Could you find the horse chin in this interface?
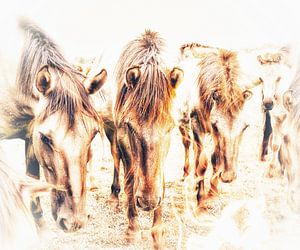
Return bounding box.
[220,169,237,183]
[52,204,87,232]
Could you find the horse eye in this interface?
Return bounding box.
[40,133,52,147]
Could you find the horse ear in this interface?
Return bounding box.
[243,90,253,100]
[257,55,264,65]
[280,45,299,67]
[36,65,53,96]
[126,66,141,88]
[283,90,293,112]
[85,69,107,95]
[169,67,184,88]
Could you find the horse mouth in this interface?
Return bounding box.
[57,218,84,232]
[136,197,162,211]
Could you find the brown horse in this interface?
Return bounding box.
[0,20,107,231]
[114,30,183,248]
[178,43,256,203]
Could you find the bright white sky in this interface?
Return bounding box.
[0,0,300,68]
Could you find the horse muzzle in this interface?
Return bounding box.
[136,195,162,211]
[56,213,87,232]
[262,98,274,111]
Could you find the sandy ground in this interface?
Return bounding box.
[1,86,300,250]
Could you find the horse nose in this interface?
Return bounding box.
[57,217,85,232]
[136,195,161,211]
[263,98,274,110]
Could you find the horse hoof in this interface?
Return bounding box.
[220,170,236,183]
[151,225,165,250]
[35,217,46,230]
[111,185,121,196]
[265,165,282,178]
[125,227,141,243]
[260,155,266,162]
[106,195,120,211]
[207,188,218,197]
[86,178,99,191]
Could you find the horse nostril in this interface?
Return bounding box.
[58,218,69,231]
[136,196,161,211]
[136,196,143,208]
[263,99,274,110]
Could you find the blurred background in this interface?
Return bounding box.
[1,0,299,65]
[1,1,300,249]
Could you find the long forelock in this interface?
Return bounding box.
[115,30,174,125]
[17,20,100,129]
[40,71,100,129]
[197,49,245,117]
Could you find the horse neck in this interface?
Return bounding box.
[0,86,35,140]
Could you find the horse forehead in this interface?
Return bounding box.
[37,112,95,140]
[140,125,170,142]
[211,109,246,133]
[261,64,282,79]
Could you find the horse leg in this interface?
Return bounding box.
[193,133,208,204]
[86,147,99,190]
[25,138,44,228]
[110,137,121,201]
[124,172,139,242]
[260,111,272,161]
[266,127,282,178]
[179,121,191,179]
[104,124,121,202]
[208,149,221,197]
[151,205,165,250]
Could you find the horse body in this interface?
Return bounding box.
[274,57,300,212]
[114,30,183,248]
[0,20,107,231]
[178,43,256,202]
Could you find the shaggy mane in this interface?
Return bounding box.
[114,30,174,125]
[197,49,245,117]
[16,20,99,128]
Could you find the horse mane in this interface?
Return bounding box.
[257,52,282,65]
[114,30,174,125]
[197,49,245,117]
[180,42,214,54]
[180,43,212,54]
[180,42,218,59]
[16,20,99,128]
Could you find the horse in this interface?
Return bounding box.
[114,30,183,249]
[256,46,297,177]
[276,60,300,212]
[177,43,259,203]
[0,157,53,250]
[0,20,107,232]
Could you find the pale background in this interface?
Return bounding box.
[1,1,300,249]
